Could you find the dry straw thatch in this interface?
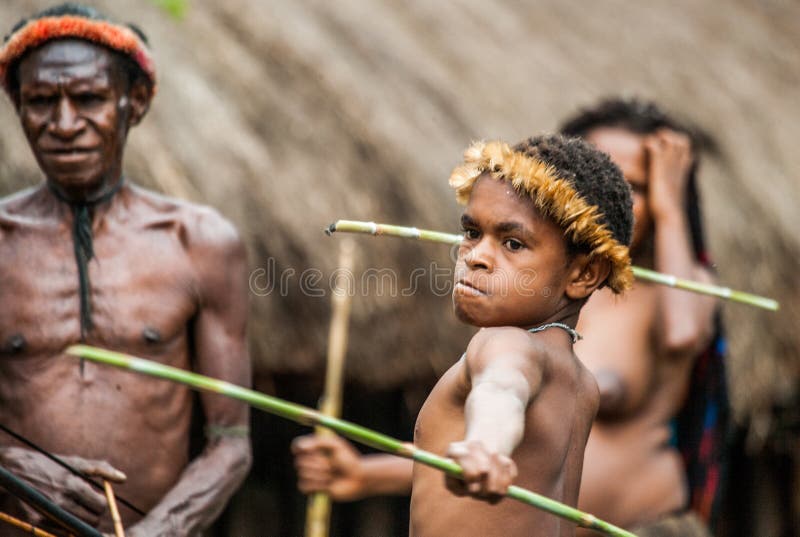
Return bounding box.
[1,0,798,437]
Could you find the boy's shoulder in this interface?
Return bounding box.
[463,326,552,373]
[463,325,594,392]
[464,325,577,360]
[466,326,545,351]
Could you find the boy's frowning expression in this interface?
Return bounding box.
[453,174,577,328]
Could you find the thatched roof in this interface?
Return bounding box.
[1,0,798,434]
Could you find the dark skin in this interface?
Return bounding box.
[293,177,608,537]
[294,128,719,533]
[0,39,251,536]
[410,176,604,537]
[573,127,717,531]
[297,176,605,536]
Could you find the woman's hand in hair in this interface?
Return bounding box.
[644,129,694,220]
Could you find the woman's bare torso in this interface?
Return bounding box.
[575,285,695,531]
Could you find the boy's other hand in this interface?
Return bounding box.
[644,129,694,218]
[291,434,366,501]
[445,440,517,504]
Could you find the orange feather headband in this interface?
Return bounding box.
[0,15,156,95]
[449,140,633,293]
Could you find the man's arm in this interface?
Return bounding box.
[292,435,413,501]
[126,211,252,537]
[646,130,717,358]
[446,327,543,500]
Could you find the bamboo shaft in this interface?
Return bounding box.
[0,423,145,516]
[327,220,463,245]
[0,511,60,537]
[629,266,777,310]
[306,239,356,537]
[327,219,779,311]
[66,345,637,537]
[103,481,125,537]
[0,466,103,537]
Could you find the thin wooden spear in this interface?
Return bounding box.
[0,466,102,537]
[0,511,61,537]
[66,345,638,537]
[326,219,779,311]
[0,420,144,515]
[305,239,356,537]
[103,481,125,537]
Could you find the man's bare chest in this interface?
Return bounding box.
[0,226,197,357]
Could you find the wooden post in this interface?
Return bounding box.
[305,239,356,537]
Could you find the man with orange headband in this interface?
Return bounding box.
[0,4,251,535]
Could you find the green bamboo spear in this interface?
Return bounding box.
[66,344,637,537]
[326,219,779,311]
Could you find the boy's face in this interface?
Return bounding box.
[585,127,651,252]
[453,175,575,328]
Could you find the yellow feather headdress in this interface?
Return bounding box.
[449,140,633,293]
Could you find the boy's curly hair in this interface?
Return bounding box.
[513,134,633,250]
[449,134,634,293]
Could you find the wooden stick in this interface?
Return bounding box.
[306,239,357,537]
[67,345,638,537]
[0,511,61,537]
[103,481,125,537]
[326,219,780,311]
[0,423,144,516]
[0,466,102,537]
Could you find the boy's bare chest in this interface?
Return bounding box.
[414,360,580,467]
[411,360,585,537]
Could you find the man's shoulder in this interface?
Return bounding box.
[0,186,41,214]
[129,185,243,252]
[0,187,46,237]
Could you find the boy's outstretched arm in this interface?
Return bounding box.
[446,327,544,501]
[292,435,412,501]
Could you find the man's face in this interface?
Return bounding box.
[15,39,133,193]
[453,175,574,328]
[585,127,651,252]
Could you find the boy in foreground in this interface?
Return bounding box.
[296,101,724,537]
[299,135,635,536]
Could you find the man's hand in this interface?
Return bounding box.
[291,434,367,501]
[1,447,125,527]
[644,128,694,219]
[444,440,517,504]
